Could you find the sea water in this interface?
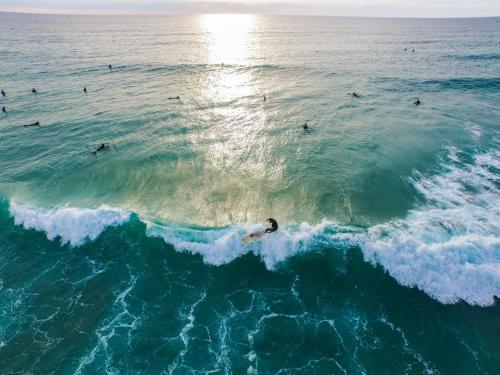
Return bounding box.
[0,13,499,374]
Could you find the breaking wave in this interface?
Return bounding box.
[9,202,130,247]
[6,149,500,306]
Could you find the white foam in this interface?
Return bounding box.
[361,150,500,306]
[9,201,130,246]
[146,219,358,269]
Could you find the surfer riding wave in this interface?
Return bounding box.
[241,218,278,243]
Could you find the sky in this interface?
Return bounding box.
[0,0,499,17]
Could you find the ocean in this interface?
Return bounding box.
[0,12,499,374]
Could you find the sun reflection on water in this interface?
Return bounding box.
[194,14,283,217]
[200,14,256,102]
[201,14,255,65]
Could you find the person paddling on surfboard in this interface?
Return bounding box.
[265,218,278,233]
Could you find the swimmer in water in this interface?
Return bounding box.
[168,96,180,100]
[303,122,309,130]
[24,121,40,127]
[92,143,110,155]
[2,106,6,113]
[263,95,267,101]
[32,88,37,93]
[415,98,421,106]
[265,218,278,233]
[1,89,5,96]
[352,92,361,98]
[84,87,87,93]
[108,64,112,70]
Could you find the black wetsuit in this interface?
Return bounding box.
[265,218,278,233]
[92,143,109,155]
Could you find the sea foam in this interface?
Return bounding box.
[145,219,357,269]
[361,150,500,306]
[9,202,130,246]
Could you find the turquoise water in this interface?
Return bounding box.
[0,13,499,374]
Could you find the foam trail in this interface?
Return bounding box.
[9,201,130,246]
[361,150,500,306]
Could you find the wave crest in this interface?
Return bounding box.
[9,202,130,246]
[146,220,357,269]
[362,150,500,306]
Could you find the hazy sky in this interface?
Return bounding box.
[0,0,499,17]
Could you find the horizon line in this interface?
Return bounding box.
[1,10,499,19]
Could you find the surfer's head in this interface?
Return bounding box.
[266,218,278,232]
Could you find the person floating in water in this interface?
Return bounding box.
[2,106,6,113]
[168,96,180,100]
[1,89,5,96]
[265,218,279,233]
[92,143,110,155]
[302,122,309,131]
[32,88,37,93]
[84,87,87,94]
[24,121,40,127]
[352,92,361,98]
[415,98,421,106]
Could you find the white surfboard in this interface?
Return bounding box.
[241,230,267,244]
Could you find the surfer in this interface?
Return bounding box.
[32,88,37,93]
[2,106,6,113]
[84,87,87,94]
[415,98,421,106]
[108,64,112,70]
[352,92,361,98]
[1,89,5,96]
[168,96,180,100]
[302,122,309,131]
[265,218,278,233]
[241,218,279,243]
[92,143,110,155]
[263,95,267,101]
[24,121,40,127]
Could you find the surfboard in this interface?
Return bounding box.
[241,230,267,244]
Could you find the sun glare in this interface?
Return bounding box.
[199,14,258,102]
[201,14,255,65]
[195,14,269,180]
